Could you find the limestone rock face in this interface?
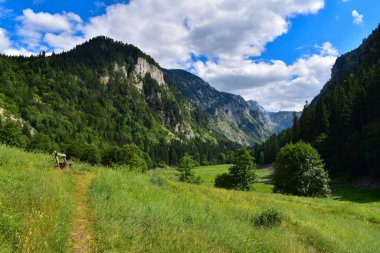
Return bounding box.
[133,58,165,90]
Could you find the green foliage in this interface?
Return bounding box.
[177,154,201,184]
[360,122,380,173]
[102,144,150,171]
[149,173,166,187]
[214,173,234,189]
[258,151,265,165]
[253,208,283,227]
[0,37,237,167]
[256,25,380,177]
[27,133,58,153]
[273,142,331,197]
[229,148,256,191]
[0,119,27,148]
[214,148,256,191]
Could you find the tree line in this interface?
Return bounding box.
[255,25,380,177]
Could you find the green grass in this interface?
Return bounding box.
[0,145,74,253]
[156,164,274,192]
[89,169,380,253]
[194,164,232,186]
[1,146,379,253]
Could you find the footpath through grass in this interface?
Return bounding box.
[69,172,95,253]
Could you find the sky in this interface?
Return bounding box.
[0,0,379,111]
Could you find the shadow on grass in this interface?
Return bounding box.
[331,184,380,203]
[258,175,273,185]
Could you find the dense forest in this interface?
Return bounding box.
[255,24,380,177]
[0,36,239,167]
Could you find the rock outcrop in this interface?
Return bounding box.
[133,58,165,90]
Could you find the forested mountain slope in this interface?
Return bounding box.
[0,36,239,165]
[256,24,380,177]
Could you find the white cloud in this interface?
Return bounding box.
[318,42,338,56]
[193,43,338,111]
[7,0,330,111]
[0,28,10,51]
[3,47,35,56]
[352,10,363,25]
[17,9,83,51]
[19,9,81,33]
[82,0,324,68]
[44,33,86,52]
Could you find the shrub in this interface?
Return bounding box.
[150,174,165,187]
[273,141,331,197]
[253,208,283,227]
[157,161,168,168]
[214,148,256,191]
[230,148,256,190]
[214,173,234,189]
[0,120,27,148]
[27,133,58,153]
[177,154,201,184]
[102,144,150,171]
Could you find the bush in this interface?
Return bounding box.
[273,141,331,197]
[214,173,234,189]
[177,154,201,184]
[27,133,58,153]
[157,161,168,168]
[214,148,256,191]
[253,208,283,227]
[0,120,27,148]
[150,174,165,187]
[102,144,150,171]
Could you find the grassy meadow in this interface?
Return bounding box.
[0,145,379,252]
[89,169,380,253]
[0,145,74,252]
[155,164,274,192]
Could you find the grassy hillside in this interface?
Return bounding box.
[1,146,379,252]
[0,146,74,252]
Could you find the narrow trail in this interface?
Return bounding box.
[68,172,95,253]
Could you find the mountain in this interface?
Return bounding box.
[166,69,271,145]
[269,111,302,133]
[256,24,380,177]
[0,36,240,166]
[0,36,303,166]
[247,100,301,134]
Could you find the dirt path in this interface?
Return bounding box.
[69,172,95,253]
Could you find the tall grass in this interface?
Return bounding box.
[0,145,74,252]
[89,169,380,252]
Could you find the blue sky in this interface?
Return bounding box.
[0,0,378,111]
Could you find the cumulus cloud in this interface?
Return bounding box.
[44,33,86,52]
[3,47,35,56]
[193,42,338,111]
[16,9,83,51]
[352,10,363,25]
[7,0,330,111]
[0,28,10,51]
[82,0,324,68]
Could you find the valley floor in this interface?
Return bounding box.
[0,146,379,252]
